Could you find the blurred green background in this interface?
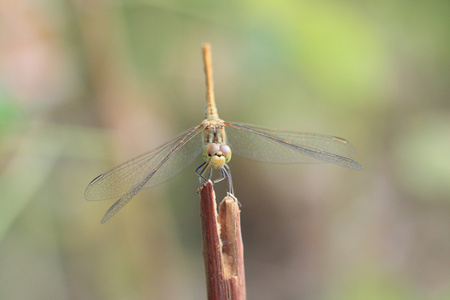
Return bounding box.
[1,0,449,299]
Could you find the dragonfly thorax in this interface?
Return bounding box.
[202,119,226,143]
[202,143,232,169]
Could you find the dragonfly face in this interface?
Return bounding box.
[201,119,232,170]
[202,143,232,169]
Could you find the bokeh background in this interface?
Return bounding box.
[1,1,449,299]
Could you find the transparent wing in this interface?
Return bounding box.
[84,125,203,223]
[224,122,362,169]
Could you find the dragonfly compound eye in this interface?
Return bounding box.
[220,144,232,163]
[207,143,220,156]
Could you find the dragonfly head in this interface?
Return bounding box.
[203,143,232,169]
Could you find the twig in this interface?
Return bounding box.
[199,181,246,300]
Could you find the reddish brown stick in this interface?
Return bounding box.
[199,181,246,300]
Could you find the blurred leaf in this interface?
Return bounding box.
[334,265,413,300]
[393,112,450,201]
[242,0,389,108]
[0,87,22,135]
[0,125,64,241]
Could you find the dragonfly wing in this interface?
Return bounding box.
[224,122,362,169]
[89,125,204,222]
[99,187,142,224]
[85,125,204,222]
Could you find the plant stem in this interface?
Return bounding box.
[199,181,246,300]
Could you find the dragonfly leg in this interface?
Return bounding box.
[207,168,213,181]
[196,163,238,206]
[222,164,234,195]
[195,162,206,178]
[195,162,210,184]
[222,164,240,206]
[214,170,226,184]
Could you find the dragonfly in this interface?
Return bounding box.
[85,44,362,223]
